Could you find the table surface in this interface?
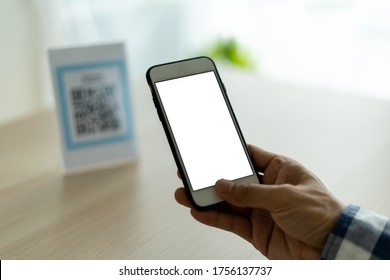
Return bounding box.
[1,69,390,259]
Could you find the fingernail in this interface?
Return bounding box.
[216,179,233,194]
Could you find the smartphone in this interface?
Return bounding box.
[146,56,259,208]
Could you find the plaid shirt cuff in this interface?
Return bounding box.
[321,204,390,259]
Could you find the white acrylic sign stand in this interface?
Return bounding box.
[49,43,137,171]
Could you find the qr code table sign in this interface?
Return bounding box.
[49,43,137,170]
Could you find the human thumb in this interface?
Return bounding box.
[215,179,285,211]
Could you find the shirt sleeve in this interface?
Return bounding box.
[321,205,390,259]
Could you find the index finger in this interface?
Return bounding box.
[248,144,279,172]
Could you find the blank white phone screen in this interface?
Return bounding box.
[156,71,253,191]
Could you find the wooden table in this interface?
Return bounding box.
[1,69,390,259]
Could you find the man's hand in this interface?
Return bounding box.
[175,145,344,259]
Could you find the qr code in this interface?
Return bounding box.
[70,84,122,137]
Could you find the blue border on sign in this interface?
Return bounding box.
[55,60,134,150]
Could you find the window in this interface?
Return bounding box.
[35,0,390,100]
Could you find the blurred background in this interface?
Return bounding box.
[2,0,390,260]
[2,0,390,125]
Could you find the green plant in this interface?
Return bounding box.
[203,38,255,70]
